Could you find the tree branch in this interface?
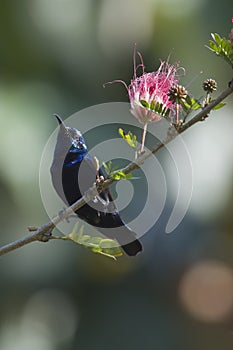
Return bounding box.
[0,79,232,257]
[179,79,233,133]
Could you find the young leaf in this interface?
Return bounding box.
[182,96,201,111]
[99,239,123,258]
[102,161,113,175]
[185,94,193,107]
[67,223,123,259]
[118,128,137,148]
[213,33,222,45]
[150,100,156,110]
[140,99,150,108]
[207,33,233,67]
[119,128,126,138]
[212,102,226,110]
[111,171,133,180]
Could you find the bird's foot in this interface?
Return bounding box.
[95,175,105,193]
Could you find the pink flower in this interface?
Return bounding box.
[105,48,184,125]
[104,48,184,152]
[128,58,181,124]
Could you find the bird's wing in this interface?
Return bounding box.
[81,153,118,214]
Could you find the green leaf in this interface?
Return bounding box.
[208,41,218,52]
[158,103,163,114]
[102,161,109,173]
[102,161,113,175]
[140,99,149,108]
[213,33,222,45]
[78,234,96,245]
[212,102,226,110]
[125,173,134,179]
[67,223,123,259]
[150,100,156,110]
[99,239,123,257]
[207,33,233,67]
[164,108,170,118]
[182,96,201,111]
[119,128,125,138]
[153,102,159,113]
[111,171,134,180]
[118,128,137,148]
[68,222,84,240]
[185,94,192,107]
[112,172,124,180]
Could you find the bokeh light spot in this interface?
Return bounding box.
[179,260,233,322]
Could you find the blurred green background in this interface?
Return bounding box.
[0,1,233,349]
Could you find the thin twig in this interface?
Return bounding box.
[0,79,232,257]
[179,79,233,133]
[0,186,99,256]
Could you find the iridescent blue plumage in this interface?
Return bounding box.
[50,114,142,256]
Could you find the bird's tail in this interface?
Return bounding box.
[99,225,142,256]
[121,238,143,256]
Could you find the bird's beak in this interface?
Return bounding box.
[54,113,67,133]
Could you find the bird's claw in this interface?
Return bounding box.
[96,175,105,193]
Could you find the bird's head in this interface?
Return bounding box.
[53,114,88,159]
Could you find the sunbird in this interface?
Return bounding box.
[50,114,142,256]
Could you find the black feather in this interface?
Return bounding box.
[50,115,142,256]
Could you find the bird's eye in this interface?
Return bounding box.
[71,140,83,150]
[71,140,77,148]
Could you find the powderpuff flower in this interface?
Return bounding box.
[129,57,181,125]
[105,48,184,125]
[105,48,185,152]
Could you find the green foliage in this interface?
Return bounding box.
[63,222,123,259]
[207,33,233,67]
[119,128,137,148]
[140,100,170,117]
[209,100,226,110]
[140,99,149,108]
[181,94,225,116]
[102,160,117,176]
[102,161,134,180]
[182,96,202,111]
[111,171,133,180]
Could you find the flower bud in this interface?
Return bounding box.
[202,79,217,93]
[168,84,188,104]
